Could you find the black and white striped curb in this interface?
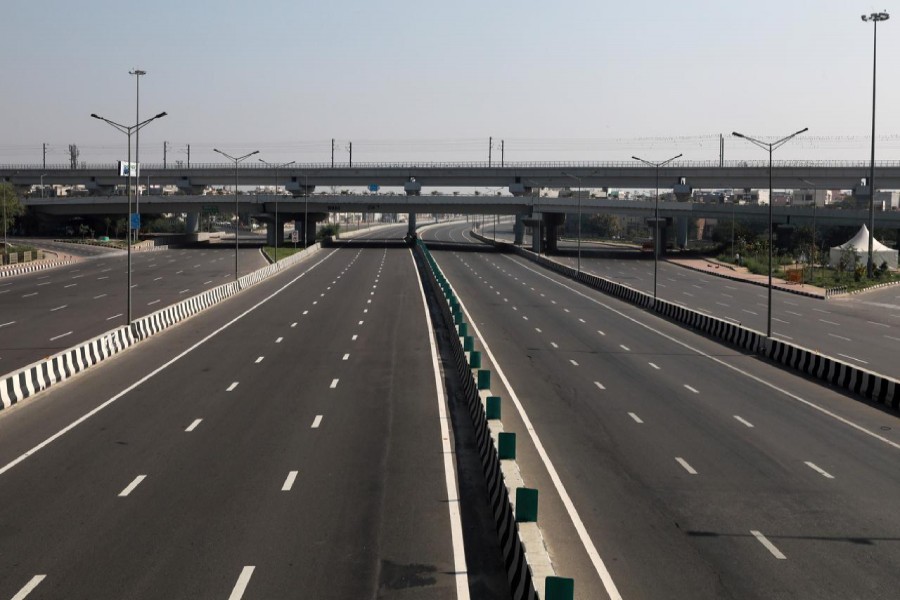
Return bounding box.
[826,279,900,299]
[415,242,541,600]
[0,259,76,279]
[0,243,322,411]
[470,231,899,413]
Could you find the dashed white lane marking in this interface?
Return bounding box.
[312,301,318,305]
[819,319,840,326]
[828,333,852,342]
[772,317,790,324]
[302,310,309,315]
[275,337,283,344]
[564,308,571,313]
[619,345,630,351]
[49,331,72,342]
[367,299,372,303]
[227,566,256,600]
[628,412,644,424]
[352,334,358,341]
[185,419,202,432]
[742,309,758,316]
[227,382,239,392]
[734,415,755,428]
[330,379,339,389]
[594,381,606,390]
[118,475,147,497]
[578,318,586,323]
[342,353,350,361]
[10,574,46,600]
[569,359,579,366]
[106,313,123,321]
[22,292,37,298]
[535,328,542,333]
[358,320,364,325]
[813,308,831,314]
[93,293,107,299]
[96,276,109,281]
[716,302,730,307]
[282,471,299,491]
[255,357,264,364]
[751,530,787,559]
[364,309,368,313]
[597,330,605,336]
[311,415,323,428]
[0,320,14,328]
[837,353,867,364]
[804,461,835,479]
[291,322,297,328]
[684,384,699,394]
[49,304,68,312]
[147,299,160,306]
[675,457,698,475]
[204,280,213,285]
[551,342,559,349]
[867,320,890,328]
[179,288,190,294]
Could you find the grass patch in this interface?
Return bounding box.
[262,245,308,262]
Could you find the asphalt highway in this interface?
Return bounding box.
[421,220,900,599]
[439,221,900,378]
[0,242,267,374]
[0,225,474,599]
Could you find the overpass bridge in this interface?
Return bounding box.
[4,160,900,193]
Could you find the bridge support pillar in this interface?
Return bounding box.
[514,214,525,245]
[265,214,288,247]
[543,213,565,253]
[185,212,200,234]
[407,213,417,238]
[675,216,689,250]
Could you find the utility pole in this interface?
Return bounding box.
[719,134,724,167]
[187,144,191,168]
[331,138,335,168]
[349,141,352,167]
[163,141,170,168]
[488,136,492,166]
[42,143,48,169]
[501,140,505,167]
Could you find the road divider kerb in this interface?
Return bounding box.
[0,259,76,279]
[469,231,899,414]
[414,240,575,600]
[0,243,323,412]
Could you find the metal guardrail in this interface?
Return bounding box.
[5,160,900,171]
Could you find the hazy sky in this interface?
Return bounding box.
[2,0,899,165]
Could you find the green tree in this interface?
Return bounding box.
[0,183,25,235]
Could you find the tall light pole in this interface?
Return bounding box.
[799,178,818,279]
[632,153,682,304]
[91,110,167,325]
[130,69,146,242]
[214,148,259,280]
[862,11,889,277]
[732,128,808,338]
[304,173,309,248]
[40,174,46,198]
[259,159,295,262]
[562,173,583,272]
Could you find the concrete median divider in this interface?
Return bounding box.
[0,243,322,412]
[415,239,575,600]
[468,230,899,413]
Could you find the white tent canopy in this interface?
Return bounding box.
[829,225,898,269]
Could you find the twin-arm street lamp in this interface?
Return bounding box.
[861,11,890,277]
[214,149,259,280]
[632,153,682,304]
[91,110,167,325]
[259,159,295,262]
[732,128,808,338]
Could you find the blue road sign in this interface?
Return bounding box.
[130,213,141,229]
[368,184,380,192]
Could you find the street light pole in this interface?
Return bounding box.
[732,128,808,338]
[800,178,818,280]
[632,153,682,305]
[862,11,889,277]
[130,69,146,242]
[214,149,259,280]
[91,110,167,325]
[304,174,309,248]
[259,159,295,262]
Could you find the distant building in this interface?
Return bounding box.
[791,188,833,207]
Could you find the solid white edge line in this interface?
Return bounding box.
[282,470,299,491]
[503,254,900,452]
[118,474,147,497]
[410,248,470,600]
[0,249,340,479]
[734,415,755,428]
[185,419,202,432]
[227,566,256,600]
[432,254,622,600]
[11,575,46,600]
[804,461,835,479]
[750,530,787,559]
[675,457,698,475]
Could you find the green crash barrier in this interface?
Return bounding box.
[454,312,464,325]
[477,369,491,390]
[457,323,468,337]
[515,487,538,523]
[463,336,475,351]
[498,431,516,459]
[486,396,501,419]
[544,576,575,600]
[469,350,482,369]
